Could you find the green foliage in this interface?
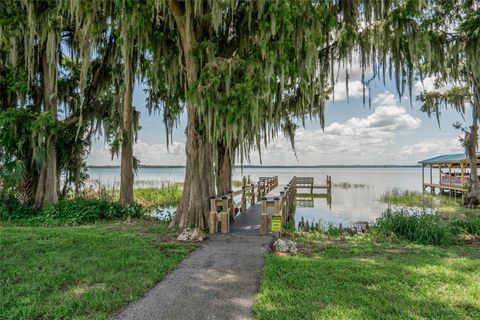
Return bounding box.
[450,216,480,236]
[376,209,452,245]
[380,188,460,207]
[0,195,146,226]
[133,187,182,209]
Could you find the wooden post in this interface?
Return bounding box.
[439,164,442,185]
[247,175,251,185]
[449,164,452,188]
[241,187,247,213]
[422,164,425,191]
[461,163,465,186]
[257,181,261,201]
[250,183,255,206]
[209,196,218,234]
[260,197,268,235]
[274,197,280,215]
[220,196,230,234]
[430,164,433,193]
[228,191,235,220]
[279,192,286,224]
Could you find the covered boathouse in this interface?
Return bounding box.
[419,153,480,194]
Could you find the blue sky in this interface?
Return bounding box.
[87,69,469,166]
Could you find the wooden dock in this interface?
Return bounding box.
[296,176,332,194]
[209,175,330,235]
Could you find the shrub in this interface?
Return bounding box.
[0,195,146,225]
[376,209,452,245]
[0,193,39,221]
[450,216,480,236]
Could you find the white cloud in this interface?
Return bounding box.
[250,91,423,165]
[401,138,463,158]
[332,80,366,101]
[88,91,457,166]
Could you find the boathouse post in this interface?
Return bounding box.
[430,164,433,193]
[280,191,285,224]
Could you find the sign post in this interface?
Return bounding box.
[271,215,282,237]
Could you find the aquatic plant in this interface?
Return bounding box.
[380,188,461,208]
[333,182,369,189]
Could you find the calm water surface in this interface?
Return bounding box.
[88,167,422,226]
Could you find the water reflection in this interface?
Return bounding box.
[294,186,389,227]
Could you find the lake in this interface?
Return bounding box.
[87,167,422,227]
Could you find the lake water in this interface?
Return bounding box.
[87,167,422,227]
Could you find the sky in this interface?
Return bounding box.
[87,67,469,166]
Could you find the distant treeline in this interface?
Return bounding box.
[88,165,422,169]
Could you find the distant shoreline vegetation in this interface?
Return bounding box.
[88,164,422,169]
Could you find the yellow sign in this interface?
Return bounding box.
[271,215,282,232]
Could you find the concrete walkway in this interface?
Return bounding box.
[113,187,284,320]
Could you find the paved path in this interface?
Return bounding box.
[113,186,284,320]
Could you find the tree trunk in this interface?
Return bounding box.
[216,142,233,196]
[170,103,215,228]
[34,55,58,208]
[168,0,216,228]
[466,85,480,207]
[119,49,135,207]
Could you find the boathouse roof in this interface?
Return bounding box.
[419,153,480,164]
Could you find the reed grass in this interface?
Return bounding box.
[376,208,480,245]
[381,188,460,207]
[81,181,182,210]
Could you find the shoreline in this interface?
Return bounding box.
[88,164,422,169]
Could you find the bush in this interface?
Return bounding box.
[450,216,480,236]
[376,209,452,245]
[0,193,39,220]
[0,195,146,225]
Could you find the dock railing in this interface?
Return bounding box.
[209,176,278,234]
[296,175,331,194]
[260,176,297,235]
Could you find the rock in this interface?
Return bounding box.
[177,227,206,242]
[273,239,297,254]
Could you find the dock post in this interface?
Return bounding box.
[274,197,280,215]
[250,183,255,206]
[220,196,230,234]
[257,182,262,202]
[280,191,285,224]
[260,197,268,235]
[228,191,235,220]
[241,187,247,213]
[209,196,218,234]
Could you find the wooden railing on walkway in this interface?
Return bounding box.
[209,176,279,234]
[260,176,297,235]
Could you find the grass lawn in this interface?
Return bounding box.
[0,220,193,320]
[254,234,480,320]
